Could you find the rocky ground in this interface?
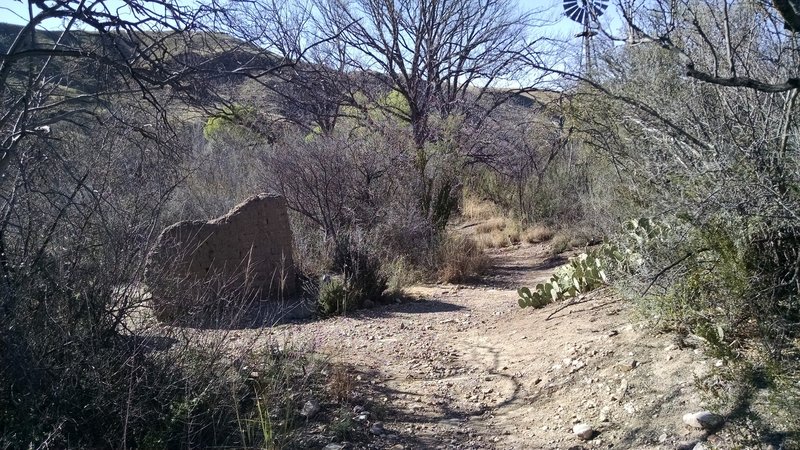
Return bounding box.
[205,242,751,450]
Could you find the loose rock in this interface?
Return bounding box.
[573,423,594,440]
[682,411,723,430]
[370,421,386,435]
[300,399,320,418]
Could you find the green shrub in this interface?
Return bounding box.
[315,241,389,316]
[318,277,352,315]
[382,256,423,295]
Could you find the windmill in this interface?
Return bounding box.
[563,0,609,72]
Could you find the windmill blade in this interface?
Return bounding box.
[564,0,609,25]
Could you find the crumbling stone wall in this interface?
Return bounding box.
[146,193,296,323]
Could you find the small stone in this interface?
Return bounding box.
[353,405,365,414]
[658,433,667,443]
[370,421,386,435]
[300,399,320,418]
[573,423,594,440]
[682,411,723,430]
[618,360,638,372]
[676,441,701,450]
[322,444,345,450]
[692,443,708,450]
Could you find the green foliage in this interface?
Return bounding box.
[318,277,352,315]
[317,244,388,316]
[378,89,411,119]
[608,214,800,437]
[519,217,667,309]
[330,405,355,441]
[203,104,257,141]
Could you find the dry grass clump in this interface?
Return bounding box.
[524,225,555,243]
[461,197,555,250]
[382,256,424,295]
[475,217,507,234]
[436,234,489,283]
[548,227,597,255]
[462,196,502,221]
[470,214,552,250]
[476,220,522,248]
[549,232,572,255]
[327,364,355,403]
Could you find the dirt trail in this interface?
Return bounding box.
[268,243,721,450]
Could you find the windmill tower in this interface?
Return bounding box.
[563,0,609,73]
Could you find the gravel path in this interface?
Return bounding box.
[258,243,722,449]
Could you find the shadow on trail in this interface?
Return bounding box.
[350,297,468,319]
[479,253,567,289]
[346,343,525,447]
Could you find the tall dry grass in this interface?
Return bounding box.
[463,196,554,250]
[436,234,489,283]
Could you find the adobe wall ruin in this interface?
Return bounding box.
[146,193,296,323]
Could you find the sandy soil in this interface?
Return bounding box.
[245,242,730,450]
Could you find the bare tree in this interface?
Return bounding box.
[0,2,327,447]
[316,0,540,144]
[310,0,547,226]
[597,0,800,93]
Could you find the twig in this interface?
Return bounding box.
[641,248,709,297]
[545,287,612,321]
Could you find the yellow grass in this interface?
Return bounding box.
[437,234,489,283]
[476,217,507,234]
[461,196,555,250]
[462,196,501,221]
[524,225,555,243]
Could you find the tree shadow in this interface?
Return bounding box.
[478,254,568,289]
[334,343,524,448]
[177,295,317,330]
[368,296,467,315]
[720,368,799,448]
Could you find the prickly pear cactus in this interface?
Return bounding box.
[517,218,667,309]
[518,252,608,308]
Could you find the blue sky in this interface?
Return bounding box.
[0,0,620,83]
[0,0,619,35]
